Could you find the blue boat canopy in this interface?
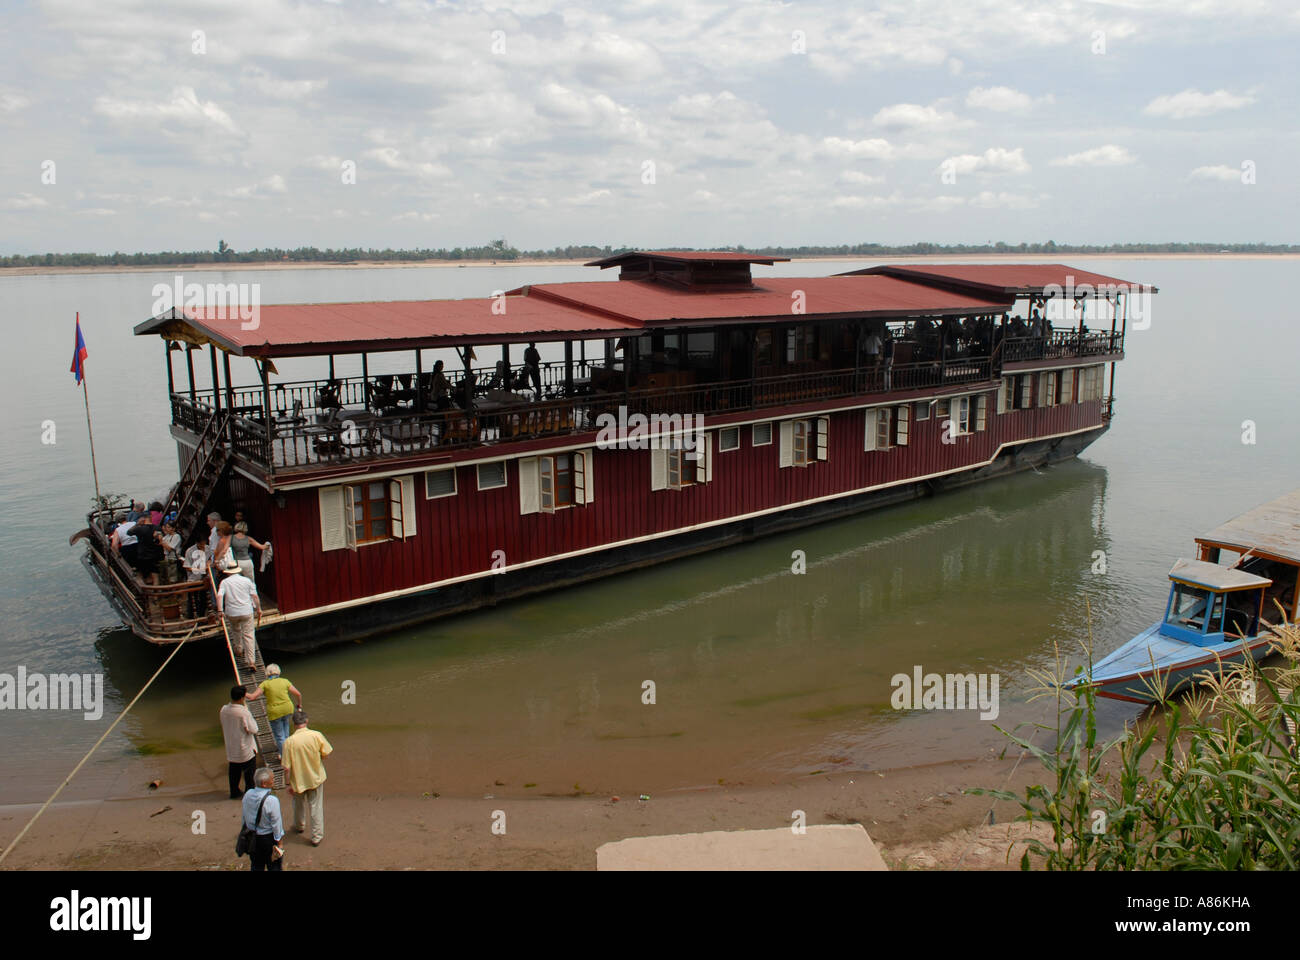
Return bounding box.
[1169,558,1271,592]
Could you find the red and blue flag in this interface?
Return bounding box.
[70,314,88,384]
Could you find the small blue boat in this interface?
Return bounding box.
[1067,558,1278,703]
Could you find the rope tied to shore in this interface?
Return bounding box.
[0,621,200,867]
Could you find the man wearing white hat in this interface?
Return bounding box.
[216,557,261,669]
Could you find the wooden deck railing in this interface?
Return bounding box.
[83,508,220,641]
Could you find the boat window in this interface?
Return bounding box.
[1167,582,1211,631]
[1224,589,1261,638]
[1206,593,1224,634]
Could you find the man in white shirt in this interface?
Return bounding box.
[220,685,259,798]
[216,559,261,669]
[206,512,222,560]
[111,518,139,567]
[184,543,209,618]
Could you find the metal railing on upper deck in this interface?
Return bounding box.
[169,354,996,474]
[1001,330,1123,363]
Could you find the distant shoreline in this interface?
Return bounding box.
[4,251,1297,278]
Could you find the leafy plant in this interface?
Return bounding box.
[973,601,1300,870]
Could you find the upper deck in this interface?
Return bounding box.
[138,255,1142,486]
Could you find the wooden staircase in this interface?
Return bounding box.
[168,410,231,544]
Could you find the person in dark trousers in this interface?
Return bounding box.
[220,685,259,798]
[523,342,542,396]
[243,766,285,871]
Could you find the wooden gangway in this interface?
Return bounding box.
[234,648,286,790]
[211,569,286,790]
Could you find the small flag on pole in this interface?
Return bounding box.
[70,313,88,384]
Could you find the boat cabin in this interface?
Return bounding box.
[1161,558,1269,646]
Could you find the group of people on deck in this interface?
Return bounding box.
[107,500,180,586]
[366,342,546,416]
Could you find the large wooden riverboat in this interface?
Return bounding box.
[77,253,1154,651]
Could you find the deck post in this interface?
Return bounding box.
[222,350,235,442]
[415,349,424,412]
[361,353,369,409]
[208,344,221,418]
[564,339,574,396]
[185,344,197,407]
[328,354,335,382]
[222,351,235,414]
[462,348,474,415]
[260,360,272,460]
[165,341,175,395]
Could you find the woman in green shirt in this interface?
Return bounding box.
[246,664,302,755]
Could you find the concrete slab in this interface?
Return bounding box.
[596,824,888,871]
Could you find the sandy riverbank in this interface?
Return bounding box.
[0,749,1054,871]
[3,252,1296,278]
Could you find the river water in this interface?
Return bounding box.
[1,257,1295,804]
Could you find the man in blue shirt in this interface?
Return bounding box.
[241,767,285,871]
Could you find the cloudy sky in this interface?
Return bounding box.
[1,0,1295,254]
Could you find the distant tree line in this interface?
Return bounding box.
[2,238,1296,269]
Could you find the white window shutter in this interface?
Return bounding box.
[651,448,668,491]
[997,378,1007,415]
[400,475,416,537]
[319,485,346,552]
[580,449,595,504]
[864,409,878,451]
[976,394,988,432]
[519,457,540,515]
[816,417,829,460]
[388,479,403,539]
[895,406,909,446]
[343,485,357,550]
[539,456,555,513]
[701,432,713,482]
[779,420,794,467]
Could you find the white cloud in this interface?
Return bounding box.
[830,193,900,209]
[1189,164,1242,181]
[93,86,244,136]
[941,147,1030,176]
[968,191,1042,209]
[872,103,954,128]
[839,170,883,185]
[1143,88,1255,119]
[820,136,894,160]
[362,148,452,180]
[2,193,49,211]
[248,72,328,100]
[965,86,1052,113]
[225,175,288,199]
[1050,145,1136,167]
[0,90,29,113]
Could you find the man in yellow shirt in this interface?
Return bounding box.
[280,709,333,846]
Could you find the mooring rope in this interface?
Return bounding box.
[0,620,200,866]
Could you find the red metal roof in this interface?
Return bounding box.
[586,250,790,267]
[842,263,1158,296]
[515,275,1010,325]
[134,296,640,358]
